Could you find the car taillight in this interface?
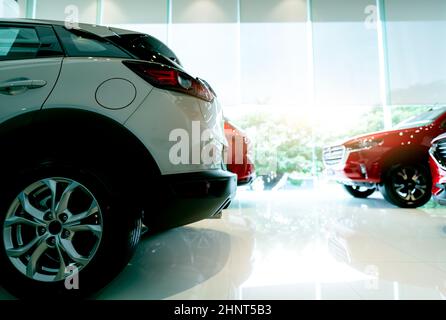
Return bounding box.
[122,60,214,102]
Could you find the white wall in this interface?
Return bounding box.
[173,0,238,23]
[101,0,167,45]
[0,0,21,18]
[241,0,307,23]
[102,0,166,24]
[35,0,97,23]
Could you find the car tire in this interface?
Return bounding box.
[343,185,376,198]
[0,162,142,299]
[379,163,432,208]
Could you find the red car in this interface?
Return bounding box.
[224,119,255,185]
[324,107,446,208]
[429,133,446,205]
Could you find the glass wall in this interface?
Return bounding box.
[240,0,308,107]
[385,0,446,106]
[170,0,239,107]
[102,0,168,43]
[312,0,380,107]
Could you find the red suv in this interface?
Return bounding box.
[429,133,446,205]
[324,107,446,208]
[224,119,255,185]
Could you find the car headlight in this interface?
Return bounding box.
[346,138,383,152]
[430,142,438,154]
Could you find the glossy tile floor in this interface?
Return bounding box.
[2,182,446,300]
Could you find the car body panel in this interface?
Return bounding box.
[0,57,62,123]
[125,88,225,175]
[43,57,152,124]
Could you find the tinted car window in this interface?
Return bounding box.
[107,33,182,67]
[395,107,446,129]
[54,26,132,59]
[34,26,64,58]
[0,26,40,61]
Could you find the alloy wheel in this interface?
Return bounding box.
[3,177,103,282]
[391,166,428,203]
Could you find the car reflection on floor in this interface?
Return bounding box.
[96,214,255,300]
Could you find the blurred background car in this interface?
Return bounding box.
[224,118,255,186]
[323,107,446,208]
[429,133,446,205]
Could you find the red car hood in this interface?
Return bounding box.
[341,125,432,146]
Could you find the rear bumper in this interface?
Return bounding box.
[227,161,256,186]
[237,173,255,186]
[149,170,237,229]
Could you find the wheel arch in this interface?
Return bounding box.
[0,108,161,206]
[380,145,430,180]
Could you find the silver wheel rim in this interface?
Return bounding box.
[392,167,428,203]
[3,177,103,282]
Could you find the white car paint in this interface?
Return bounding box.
[43,57,153,124]
[125,87,225,174]
[0,57,62,123]
[41,56,226,175]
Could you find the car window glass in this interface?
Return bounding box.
[0,27,40,61]
[0,28,19,56]
[108,33,181,66]
[71,35,109,53]
[55,27,132,58]
[394,107,446,129]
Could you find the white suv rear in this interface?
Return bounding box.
[0,19,236,298]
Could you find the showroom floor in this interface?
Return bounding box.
[1,182,446,300]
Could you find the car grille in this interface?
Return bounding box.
[432,139,446,168]
[323,145,346,167]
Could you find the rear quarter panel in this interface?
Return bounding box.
[43,57,153,124]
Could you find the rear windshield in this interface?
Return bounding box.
[106,33,181,67]
[394,107,446,129]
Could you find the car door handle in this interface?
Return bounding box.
[0,79,47,95]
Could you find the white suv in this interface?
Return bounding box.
[0,19,236,298]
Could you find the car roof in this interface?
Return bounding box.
[0,18,140,37]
